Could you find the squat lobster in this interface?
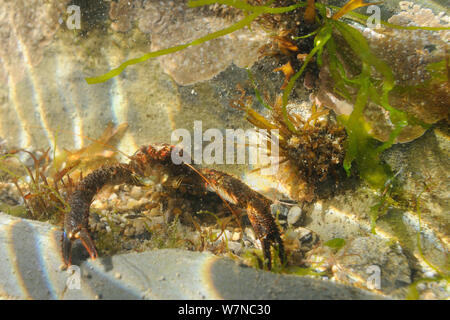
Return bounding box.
[62,144,285,270]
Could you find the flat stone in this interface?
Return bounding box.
[0,212,385,300]
[287,206,303,226]
[334,237,411,293]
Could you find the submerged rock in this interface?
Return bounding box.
[137,0,268,85]
[0,0,70,83]
[0,212,385,300]
[333,237,411,293]
[287,206,303,226]
[106,0,269,85]
[314,2,449,143]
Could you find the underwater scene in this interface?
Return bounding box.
[0,0,448,300]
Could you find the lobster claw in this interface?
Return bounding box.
[262,236,285,271]
[78,228,98,261]
[62,228,98,266]
[246,202,286,270]
[62,231,73,266]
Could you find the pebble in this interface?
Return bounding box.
[108,193,118,201]
[124,227,135,237]
[287,206,303,226]
[114,272,122,280]
[417,283,427,290]
[227,241,243,254]
[134,219,147,234]
[215,229,232,243]
[149,208,160,217]
[231,232,241,241]
[172,207,182,216]
[424,270,437,278]
[244,227,256,242]
[270,203,289,217]
[126,198,140,209]
[294,227,316,244]
[91,199,103,209]
[150,192,162,202]
[130,186,144,199]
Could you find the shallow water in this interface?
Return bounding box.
[0,0,448,300]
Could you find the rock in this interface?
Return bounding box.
[287,206,303,226]
[0,212,385,300]
[125,198,140,210]
[124,227,135,237]
[136,0,266,85]
[270,203,290,217]
[109,0,137,33]
[300,165,448,297]
[134,219,147,235]
[231,231,241,241]
[227,241,243,255]
[434,127,450,158]
[214,229,233,244]
[314,2,449,143]
[149,208,161,217]
[303,200,367,242]
[333,237,411,293]
[244,227,258,248]
[294,227,319,250]
[381,128,449,269]
[129,186,144,200]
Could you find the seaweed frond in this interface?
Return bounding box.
[85,0,306,84]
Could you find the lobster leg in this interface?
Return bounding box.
[201,168,286,270]
[62,228,98,266]
[62,231,73,266]
[79,228,98,261]
[61,144,286,271]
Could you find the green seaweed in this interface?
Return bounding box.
[324,237,346,251]
[278,2,446,191]
[414,189,449,279]
[85,0,306,84]
[84,0,448,228]
[0,203,28,219]
[325,4,450,31]
[0,152,70,223]
[246,68,272,110]
[86,11,258,84]
[406,277,444,300]
[280,8,412,190]
[368,169,404,234]
[282,22,333,133]
[405,188,449,299]
[426,58,449,82]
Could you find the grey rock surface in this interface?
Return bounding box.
[334,236,411,293]
[0,212,385,300]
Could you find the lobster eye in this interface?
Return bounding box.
[67,229,81,240]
